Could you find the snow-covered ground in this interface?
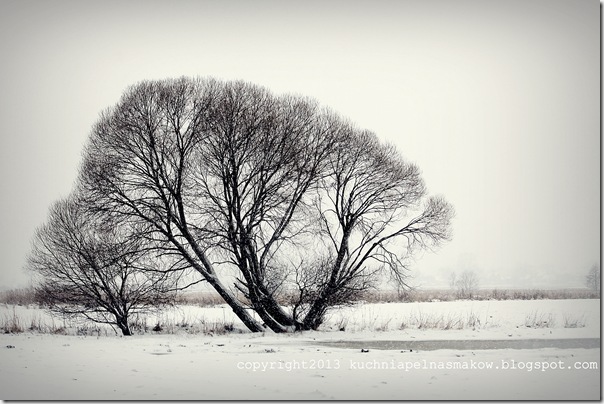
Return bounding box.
[0,299,600,400]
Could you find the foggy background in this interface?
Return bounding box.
[0,0,599,290]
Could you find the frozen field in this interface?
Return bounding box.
[0,299,600,400]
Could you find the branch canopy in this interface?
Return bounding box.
[42,76,455,332]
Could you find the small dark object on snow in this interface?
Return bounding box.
[361,348,369,353]
[152,323,162,332]
[6,345,15,349]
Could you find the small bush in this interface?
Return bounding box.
[466,312,481,329]
[524,311,556,328]
[336,318,348,332]
[563,314,586,328]
[0,288,38,306]
[374,319,391,332]
[1,309,24,333]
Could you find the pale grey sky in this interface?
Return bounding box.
[0,0,599,290]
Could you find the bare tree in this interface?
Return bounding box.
[79,78,267,331]
[451,270,479,299]
[193,85,340,331]
[585,264,600,294]
[27,197,185,336]
[295,130,454,329]
[76,76,453,332]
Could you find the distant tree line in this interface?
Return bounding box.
[27,77,454,335]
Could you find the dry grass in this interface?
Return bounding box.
[141,316,238,335]
[521,311,588,329]
[0,288,38,306]
[0,287,598,308]
[0,286,597,335]
[361,288,599,304]
[0,308,73,335]
[174,292,226,307]
[326,308,497,332]
[1,307,24,333]
[563,313,587,328]
[405,310,488,331]
[523,311,556,328]
[165,288,601,308]
[1,306,239,336]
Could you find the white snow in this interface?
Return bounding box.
[0,299,600,400]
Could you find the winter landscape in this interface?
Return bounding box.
[1,292,600,400]
[0,0,599,401]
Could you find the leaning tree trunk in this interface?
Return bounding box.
[258,289,299,329]
[301,294,330,331]
[205,275,266,333]
[231,245,297,333]
[251,292,299,333]
[165,224,267,333]
[301,229,352,330]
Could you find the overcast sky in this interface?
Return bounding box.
[0,0,599,290]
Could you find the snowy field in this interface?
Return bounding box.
[0,299,600,400]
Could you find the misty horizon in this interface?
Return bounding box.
[0,0,599,292]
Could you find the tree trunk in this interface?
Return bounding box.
[262,297,296,329]
[251,286,298,332]
[232,245,296,332]
[116,315,132,336]
[301,226,355,330]
[301,297,328,330]
[206,276,265,333]
[254,305,288,333]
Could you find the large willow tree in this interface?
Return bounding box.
[74,77,453,332]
